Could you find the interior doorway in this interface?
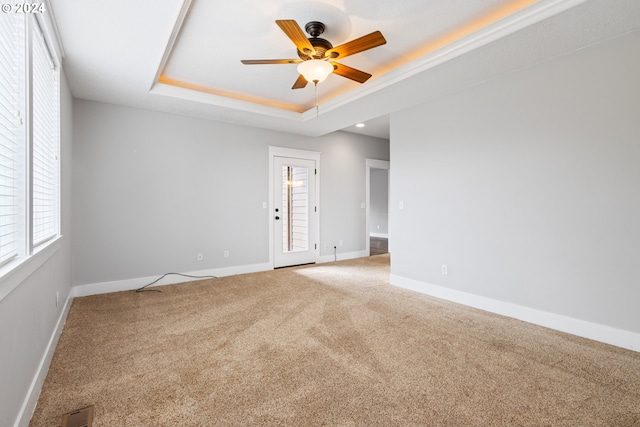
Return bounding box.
[365,159,390,256]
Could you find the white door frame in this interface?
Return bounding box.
[269,146,321,268]
[365,158,390,255]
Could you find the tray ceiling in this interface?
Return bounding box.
[49,0,640,138]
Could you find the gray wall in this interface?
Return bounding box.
[0,72,73,427]
[370,169,389,235]
[72,100,389,285]
[390,31,640,334]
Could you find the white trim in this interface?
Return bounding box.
[365,159,390,256]
[150,0,193,89]
[0,237,61,302]
[42,0,65,59]
[268,146,321,269]
[268,146,322,161]
[14,287,72,427]
[73,262,272,297]
[369,232,389,239]
[390,274,640,353]
[35,2,63,65]
[150,83,304,121]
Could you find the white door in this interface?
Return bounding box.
[273,156,317,268]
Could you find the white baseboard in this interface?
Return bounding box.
[390,274,640,353]
[369,233,389,238]
[15,288,73,427]
[73,263,272,297]
[73,253,375,297]
[318,250,368,264]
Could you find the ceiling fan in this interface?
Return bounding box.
[241,20,386,89]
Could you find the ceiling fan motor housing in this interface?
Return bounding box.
[297,21,333,60]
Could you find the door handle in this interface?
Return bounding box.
[275,216,280,220]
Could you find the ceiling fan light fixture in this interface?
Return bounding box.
[297,59,333,84]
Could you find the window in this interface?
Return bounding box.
[0,11,60,279]
[0,12,25,266]
[31,21,59,247]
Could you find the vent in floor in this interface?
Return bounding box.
[61,405,94,427]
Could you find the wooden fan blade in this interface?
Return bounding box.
[292,74,308,89]
[332,63,372,84]
[241,59,301,65]
[325,31,386,59]
[276,20,316,56]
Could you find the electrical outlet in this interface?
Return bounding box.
[56,291,59,307]
[197,252,203,261]
[399,201,404,210]
[441,265,448,275]
[339,240,343,247]
[223,250,229,258]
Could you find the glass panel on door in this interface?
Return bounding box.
[281,165,309,253]
[273,155,316,268]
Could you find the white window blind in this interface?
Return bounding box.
[0,14,25,265]
[31,21,59,247]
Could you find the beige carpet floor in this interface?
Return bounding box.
[30,255,640,426]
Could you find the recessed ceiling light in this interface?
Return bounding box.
[355,123,365,128]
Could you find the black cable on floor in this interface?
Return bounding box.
[135,273,217,293]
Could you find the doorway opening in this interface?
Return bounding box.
[365,159,390,256]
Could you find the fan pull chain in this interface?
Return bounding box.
[315,82,319,118]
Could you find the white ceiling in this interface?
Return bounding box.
[49,0,640,139]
